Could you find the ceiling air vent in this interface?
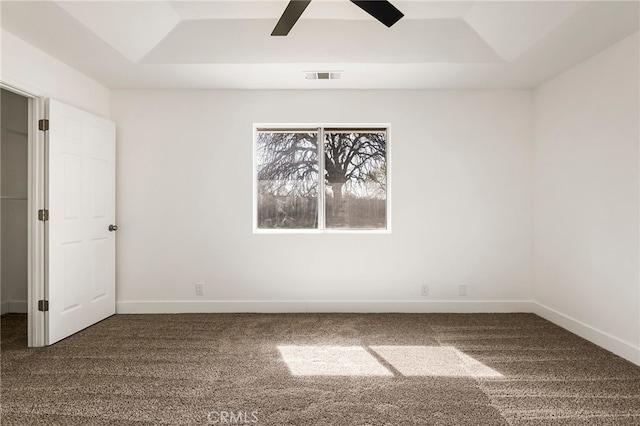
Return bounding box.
[305,71,342,80]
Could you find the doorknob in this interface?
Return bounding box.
[109,224,118,232]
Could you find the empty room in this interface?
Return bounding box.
[1,0,639,424]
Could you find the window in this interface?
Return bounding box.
[254,125,389,232]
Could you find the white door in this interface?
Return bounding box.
[46,99,116,345]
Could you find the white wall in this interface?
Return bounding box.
[4,24,638,364]
[111,89,533,312]
[1,89,28,314]
[533,32,640,364]
[0,29,110,118]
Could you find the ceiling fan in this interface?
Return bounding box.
[272,0,404,36]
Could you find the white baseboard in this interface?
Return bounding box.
[532,302,640,366]
[116,300,535,314]
[109,300,640,367]
[115,300,639,366]
[1,300,27,314]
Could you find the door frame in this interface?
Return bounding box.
[1,80,46,347]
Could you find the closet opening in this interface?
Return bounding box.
[1,88,29,344]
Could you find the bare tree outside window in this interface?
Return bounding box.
[324,130,386,229]
[255,127,388,231]
[256,130,318,229]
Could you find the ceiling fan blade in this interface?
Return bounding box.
[271,0,312,36]
[350,1,404,28]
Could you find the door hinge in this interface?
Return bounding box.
[38,119,49,131]
[38,300,49,312]
[38,209,49,221]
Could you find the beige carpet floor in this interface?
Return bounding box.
[1,313,639,425]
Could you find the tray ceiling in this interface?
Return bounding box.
[1,1,638,89]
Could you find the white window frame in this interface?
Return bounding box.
[253,123,392,234]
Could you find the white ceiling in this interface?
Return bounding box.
[1,0,638,89]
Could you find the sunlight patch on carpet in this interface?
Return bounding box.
[370,346,503,378]
[277,345,393,376]
[278,345,503,377]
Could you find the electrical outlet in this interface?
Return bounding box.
[458,284,467,297]
[421,284,429,297]
[195,282,204,296]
